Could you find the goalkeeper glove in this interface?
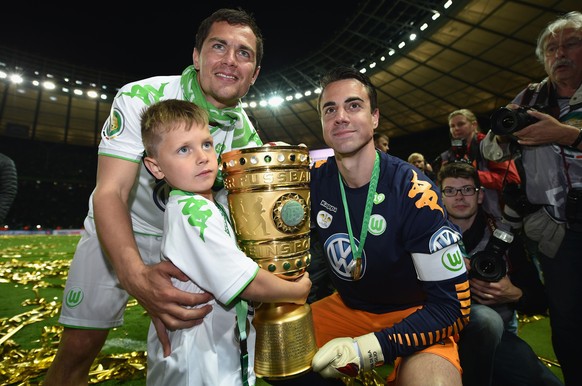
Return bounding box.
[311,333,384,378]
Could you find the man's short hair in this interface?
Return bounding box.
[318,66,378,114]
[437,161,481,188]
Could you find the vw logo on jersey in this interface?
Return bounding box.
[429,226,462,253]
[143,161,171,212]
[323,233,366,281]
[152,180,171,212]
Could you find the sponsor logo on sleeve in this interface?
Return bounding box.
[103,108,124,140]
[429,226,461,253]
[441,244,465,272]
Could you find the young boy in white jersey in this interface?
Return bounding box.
[141,99,311,385]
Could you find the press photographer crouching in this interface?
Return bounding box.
[438,161,561,386]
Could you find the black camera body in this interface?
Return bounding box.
[469,229,514,282]
[450,138,467,161]
[490,106,543,137]
[502,183,539,219]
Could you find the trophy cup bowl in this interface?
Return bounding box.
[221,145,317,379]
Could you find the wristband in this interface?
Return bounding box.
[572,128,582,148]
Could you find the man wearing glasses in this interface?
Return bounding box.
[482,11,582,385]
[438,161,562,386]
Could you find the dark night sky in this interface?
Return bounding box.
[1,2,351,81]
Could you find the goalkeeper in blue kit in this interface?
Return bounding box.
[279,66,470,386]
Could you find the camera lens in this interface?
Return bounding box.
[491,107,519,135]
[500,116,516,130]
[476,257,496,275]
[490,106,539,136]
[470,250,507,282]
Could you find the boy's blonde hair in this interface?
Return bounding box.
[141,99,209,157]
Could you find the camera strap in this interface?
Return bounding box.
[463,208,492,252]
[469,135,482,165]
[519,79,560,119]
[560,147,574,190]
[519,82,539,106]
[522,80,577,189]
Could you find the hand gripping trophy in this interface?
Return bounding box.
[221,145,317,379]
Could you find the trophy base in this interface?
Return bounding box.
[253,302,318,379]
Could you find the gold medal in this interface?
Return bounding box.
[351,259,362,281]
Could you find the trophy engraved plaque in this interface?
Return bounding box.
[221,145,317,379]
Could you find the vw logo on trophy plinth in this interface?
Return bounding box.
[221,145,317,379]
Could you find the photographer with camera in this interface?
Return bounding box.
[482,11,582,385]
[438,162,561,386]
[433,109,521,223]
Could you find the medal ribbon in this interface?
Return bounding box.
[235,300,250,386]
[338,151,380,279]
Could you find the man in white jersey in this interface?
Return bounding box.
[44,8,264,385]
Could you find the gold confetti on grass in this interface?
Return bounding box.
[0,236,147,384]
